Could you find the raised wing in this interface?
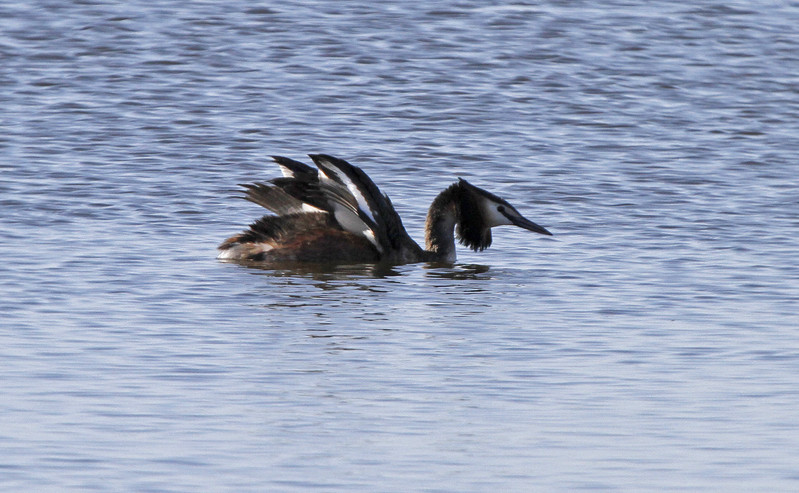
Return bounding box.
[255,155,384,253]
[225,154,426,263]
[237,154,419,258]
[240,182,310,215]
[271,155,317,180]
[309,154,416,255]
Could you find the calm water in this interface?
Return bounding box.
[2,1,799,491]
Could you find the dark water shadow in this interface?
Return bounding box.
[220,258,494,282]
[423,263,493,280]
[219,258,404,280]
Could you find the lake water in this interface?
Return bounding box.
[2,1,799,491]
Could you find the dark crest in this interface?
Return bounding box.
[454,181,492,251]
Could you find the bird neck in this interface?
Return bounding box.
[424,185,460,263]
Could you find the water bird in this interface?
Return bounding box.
[218,154,552,264]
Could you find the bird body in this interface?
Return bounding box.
[218,154,551,264]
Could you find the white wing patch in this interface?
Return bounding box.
[315,158,378,223]
[362,230,379,251]
[311,155,384,253]
[344,180,377,223]
[301,203,324,213]
[330,203,383,253]
[277,164,296,178]
[316,166,334,183]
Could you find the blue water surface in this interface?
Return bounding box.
[2,1,798,491]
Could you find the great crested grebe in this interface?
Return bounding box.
[218,154,552,264]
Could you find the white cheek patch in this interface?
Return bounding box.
[482,203,513,227]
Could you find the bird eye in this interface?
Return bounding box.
[497,205,505,213]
